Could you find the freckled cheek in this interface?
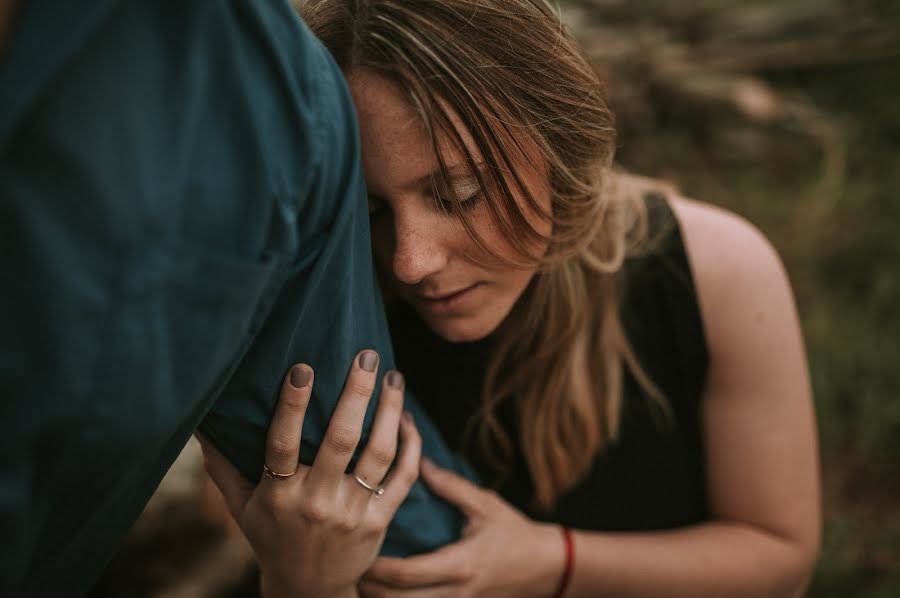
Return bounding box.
[461,210,515,265]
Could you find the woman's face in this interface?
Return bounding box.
[348,70,552,343]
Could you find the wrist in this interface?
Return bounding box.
[529,522,570,597]
[552,526,575,598]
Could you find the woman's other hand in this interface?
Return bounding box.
[359,459,564,598]
[197,351,421,598]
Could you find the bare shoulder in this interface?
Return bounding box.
[666,196,798,363]
[666,195,813,430]
[667,196,819,560]
[667,196,787,301]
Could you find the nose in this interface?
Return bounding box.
[391,212,449,285]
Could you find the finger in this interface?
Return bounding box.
[351,370,405,498]
[364,544,472,588]
[379,411,422,512]
[195,433,254,521]
[311,349,380,477]
[419,457,486,516]
[264,364,313,477]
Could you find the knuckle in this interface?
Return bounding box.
[399,456,421,482]
[335,512,362,533]
[456,560,476,583]
[267,435,295,462]
[300,498,332,524]
[360,517,384,537]
[281,389,310,412]
[368,445,396,468]
[406,423,423,446]
[325,425,359,456]
[398,467,419,489]
[381,569,407,586]
[362,514,388,536]
[410,429,423,451]
[348,379,375,399]
[393,569,421,587]
[405,446,423,472]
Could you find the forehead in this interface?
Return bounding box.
[346,69,483,191]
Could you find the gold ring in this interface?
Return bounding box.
[263,463,297,480]
[353,474,385,496]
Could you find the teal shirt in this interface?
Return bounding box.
[0,2,470,596]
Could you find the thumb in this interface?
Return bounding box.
[195,433,254,521]
[420,457,486,517]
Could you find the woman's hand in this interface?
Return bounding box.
[359,459,564,598]
[197,350,421,598]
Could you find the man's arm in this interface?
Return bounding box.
[196,5,474,555]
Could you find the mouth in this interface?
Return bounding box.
[413,283,481,313]
[418,285,477,301]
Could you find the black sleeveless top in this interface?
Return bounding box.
[389,194,709,531]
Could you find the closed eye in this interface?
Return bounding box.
[435,189,484,215]
[368,190,483,221]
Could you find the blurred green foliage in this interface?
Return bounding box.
[564,0,900,594]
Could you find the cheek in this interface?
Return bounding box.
[497,267,538,301]
[456,205,511,264]
[463,206,546,269]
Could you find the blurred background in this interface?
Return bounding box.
[90,0,900,596]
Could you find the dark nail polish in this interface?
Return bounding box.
[359,350,379,372]
[386,370,404,390]
[290,366,310,388]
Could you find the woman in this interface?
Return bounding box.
[201,1,821,596]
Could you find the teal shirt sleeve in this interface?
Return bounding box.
[0,2,473,597]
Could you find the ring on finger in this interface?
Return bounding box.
[263,463,297,481]
[353,474,385,496]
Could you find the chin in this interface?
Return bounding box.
[421,313,500,344]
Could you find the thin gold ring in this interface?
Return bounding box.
[353,474,385,496]
[263,463,297,480]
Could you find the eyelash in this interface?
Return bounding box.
[435,190,483,215]
[368,190,483,220]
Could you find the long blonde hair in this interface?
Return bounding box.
[302,0,665,510]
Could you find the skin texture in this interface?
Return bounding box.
[207,70,819,598]
[358,199,821,598]
[360,199,821,597]
[346,72,820,596]
[349,69,552,343]
[200,352,421,598]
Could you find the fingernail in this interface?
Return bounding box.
[359,350,379,372]
[403,410,414,424]
[386,370,404,390]
[290,365,310,388]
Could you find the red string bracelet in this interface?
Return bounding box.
[552,526,574,598]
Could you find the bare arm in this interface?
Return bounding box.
[565,198,821,597]
[361,198,820,598]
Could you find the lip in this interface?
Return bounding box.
[414,283,481,314]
